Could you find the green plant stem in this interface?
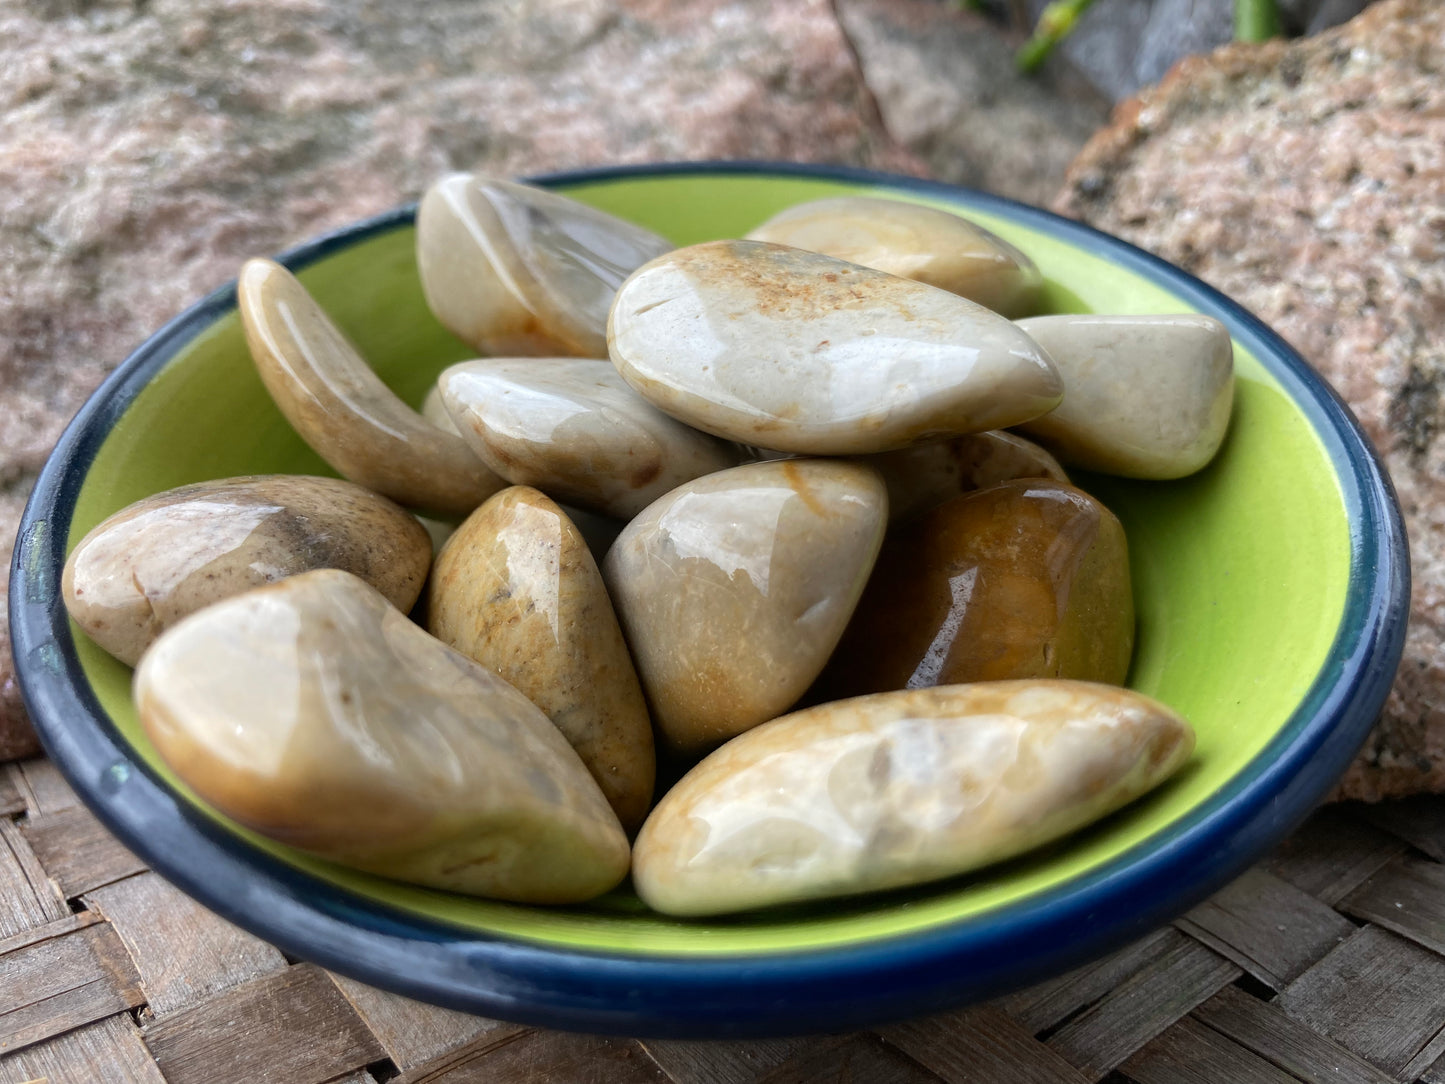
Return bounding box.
[1234,0,1282,41]
[1016,0,1097,73]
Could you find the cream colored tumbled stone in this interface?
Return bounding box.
[439,358,741,519]
[62,476,431,667]
[239,259,504,518]
[746,196,1044,317]
[1017,314,1235,479]
[135,569,630,903]
[608,241,1063,455]
[417,173,673,358]
[602,459,887,754]
[865,430,1068,523]
[427,487,655,831]
[422,384,461,436]
[633,681,1193,916]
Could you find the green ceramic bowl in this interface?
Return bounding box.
[9,163,1408,1037]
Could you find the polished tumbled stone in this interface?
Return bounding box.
[440,358,740,520]
[417,173,672,358]
[63,475,431,667]
[427,487,655,831]
[1017,314,1235,479]
[603,458,887,754]
[746,196,1044,317]
[865,429,1067,523]
[239,258,503,518]
[136,569,630,903]
[608,240,1063,455]
[633,680,1193,915]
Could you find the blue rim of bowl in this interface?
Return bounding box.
[9,161,1409,1038]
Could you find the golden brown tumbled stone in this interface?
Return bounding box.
[865,430,1067,523]
[62,475,431,667]
[817,479,1133,700]
[427,487,655,832]
[416,173,673,358]
[633,680,1194,915]
[238,258,504,518]
[603,459,888,755]
[745,196,1044,317]
[135,569,630,903]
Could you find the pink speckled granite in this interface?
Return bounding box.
[1057,0,1445,800]
[0,0,925,755]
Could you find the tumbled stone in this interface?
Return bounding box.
[603,459,887,755]
[239,258,504,519]
[439,359,741,520]
[135,569,630,903]
[633,680,1193,915]
[746,196,1044,316]
[608,240,1063,455]
[62,476,432,668]
[866,429,1067,523]
[427,487,655,831]
[1016,314,1235,480]
[417,174,673,359]
[818,479,1133,700]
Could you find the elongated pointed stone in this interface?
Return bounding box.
[603,459,887,754]
[427,487,655,831]
[746,196,1044,317]
[135,569,630,903]
[62,476,431,667]
[239,259,503,518]
[633,681,1193,916]
[439,358,741,520]
[865,430,1067,523]
[608,241,1063,455]
[1017,314,1235,479]
[417,173,673,358]
[817,479,1134,700]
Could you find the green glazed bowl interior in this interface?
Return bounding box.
[13,164,1406,1036]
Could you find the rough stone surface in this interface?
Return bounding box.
[0,585,42,761]
[0,0,924,755]
[1055,0,1445,800]
[837,0,1109,204]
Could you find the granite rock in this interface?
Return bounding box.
[1055,0,1445,800]
[835,0,1109,205]
[0,0,923,756]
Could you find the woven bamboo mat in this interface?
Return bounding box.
[4,754,1445,1084]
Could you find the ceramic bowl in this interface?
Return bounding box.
[8,163,1409,1038]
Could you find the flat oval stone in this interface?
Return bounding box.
[62,475,431,667]
[817,479,1133,700]
[866,430,1068,523]
[439,358,741,520]
[239,259,504,518]
[417,173,673,358]
[135,569,630,903]
[746,196,1044,317]
[608,241,1063,455]
[427,487,655,831]
[603,459,887,755]
[1016,314,1235,479]
[633,680,1193,915]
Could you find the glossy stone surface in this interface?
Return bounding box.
[239,259,503,518]
[746,196,1044,317]
[135,569,630,903]
[633,680,1194,915]
[417,174,673,358]
[866,430,1067,523]
[603,459,887,754]
[1016,314,1235,479]
[62,475,431,668]
[818,480,1133,700]
[439,359,740,520]
[608,240,1063,455]
[427,487,655,831]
